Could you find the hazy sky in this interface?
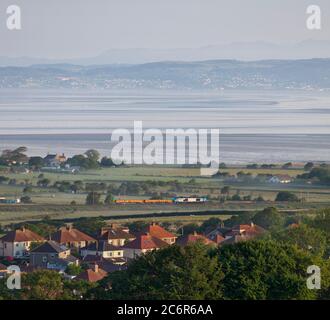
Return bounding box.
[1,0,329,58]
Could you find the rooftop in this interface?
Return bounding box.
[50,226,95,243]
[0,227,45,243]
[31,240,69,254]
[124,234,169,250]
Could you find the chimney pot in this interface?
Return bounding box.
[93,264,99,273]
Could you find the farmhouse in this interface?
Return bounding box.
[44,153,66,167]
[268,175,292,184]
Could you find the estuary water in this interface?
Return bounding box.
[0,89,329,164]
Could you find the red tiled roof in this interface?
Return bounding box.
[75,267,107,283]
[50,226,95,243]
[124,234,169,250]
[213,234,225,244]
[231,224,266,237]
[176,232,215,246]
[0,228,45,242]
[142,223,177,240]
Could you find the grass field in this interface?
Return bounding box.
[0,165,329,225]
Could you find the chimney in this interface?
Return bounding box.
[250,222,254,228]
[92,263,99,273]
[21,226,25,232]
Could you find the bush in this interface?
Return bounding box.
[275,191,299,202]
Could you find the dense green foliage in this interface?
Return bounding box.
[97,243,224,300]
[253,207,285,230]
[275,191,299,202]
[219,241,320,300]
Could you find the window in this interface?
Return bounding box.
[42,256,47,263]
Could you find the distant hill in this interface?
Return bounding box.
[1,40,330,66]
[0,59,329,90]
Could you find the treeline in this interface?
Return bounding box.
[0,147,120,170]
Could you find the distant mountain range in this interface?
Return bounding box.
[1,40,330,67]
[0,59,329,90]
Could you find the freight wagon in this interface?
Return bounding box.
[114,199,174,204]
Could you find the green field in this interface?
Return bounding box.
[0,165,329,225]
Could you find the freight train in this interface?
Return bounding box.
[113,197,208,204]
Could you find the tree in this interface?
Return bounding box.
[28,156,45,169]
[104,193,114,204]
[37,178,51,187]
[199,218,223,233]
[220,186,230,200]
[100,243,224,300]
[218,240,318,300]
[23,186,33,193]
[20,270,69,300]
[73,217,106,237]
[307,167,330,184]
[65,264,82,276]
[271,224,327,257]
[85,149,100,162]
[282,162,293,169]
[1,146,28,164]
[0,176,9,184]
[304,162,314,171]
[275,191,299,202]
[20,196,32,204]
[253,207,284,230]
[85,192,101,205]
[100,156,115,167]
[224,212,256,228]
